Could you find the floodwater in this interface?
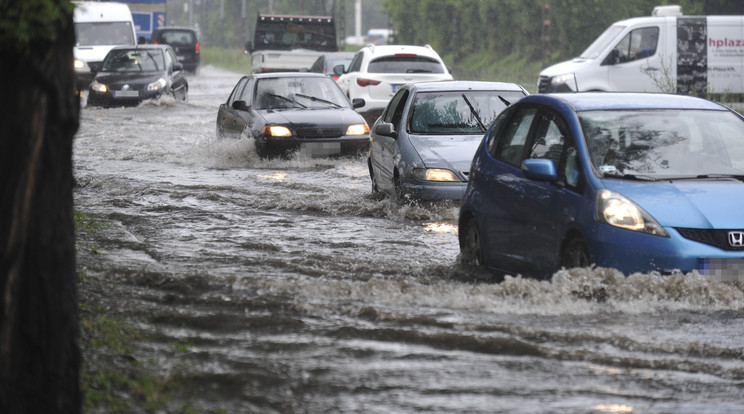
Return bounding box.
[74,66,744,413]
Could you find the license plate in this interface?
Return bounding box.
[299,142,341,157]
[177,56,185,61]
[113,90,139,98]
[697,258,744,281]
[392,84,401,92]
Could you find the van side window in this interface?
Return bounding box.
[604,27,659,65]
[493,107,538,167]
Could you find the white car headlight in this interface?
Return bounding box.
[551,73,575,86]
[413,168,459,182]
[147,78,167,91]
[74,58,87,71]
[596,189,668,236]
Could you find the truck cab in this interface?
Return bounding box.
[245,14,338,73]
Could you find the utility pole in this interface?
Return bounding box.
[541,0,551,67]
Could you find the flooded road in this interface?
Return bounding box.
[74,66,744,413]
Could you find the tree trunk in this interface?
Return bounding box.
[0,4,81,413]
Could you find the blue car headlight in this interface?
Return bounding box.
[596,189,668,237]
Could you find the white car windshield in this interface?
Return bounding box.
[579,25,625,59]
[580,109,744,178]
[368,56,445,74]
[75,22,135,46]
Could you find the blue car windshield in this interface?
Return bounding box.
[410,91,524,134]
[580,109,744,177]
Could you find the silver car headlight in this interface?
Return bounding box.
[147,78,167,91]
[413,168,459,182]
[596,189,668,237]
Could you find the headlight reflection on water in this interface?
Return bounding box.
[591,404,634,413]
[258,173,288,182]
[423,222,457,234]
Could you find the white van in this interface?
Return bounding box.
[538,6,744,96]
[73,1,137,91]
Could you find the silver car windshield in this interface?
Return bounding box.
[580,109,744,178]
[410,91,524,134]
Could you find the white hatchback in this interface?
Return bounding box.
[334,44,453,125]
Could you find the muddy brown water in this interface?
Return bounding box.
[74,66,744,413]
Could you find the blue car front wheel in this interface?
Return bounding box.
[460,219,484,267]
[562,236,591,269]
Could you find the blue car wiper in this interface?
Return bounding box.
[602,172,658,181]
[694,174,744,182]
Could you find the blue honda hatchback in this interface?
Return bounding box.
[459,93,744,278]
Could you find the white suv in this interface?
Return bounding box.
[334,44,453,125]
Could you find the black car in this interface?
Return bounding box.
[151,26,200,73]
[216,72,370,158]
[87,44,188,108]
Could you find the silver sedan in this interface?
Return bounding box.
[368,81,528,201]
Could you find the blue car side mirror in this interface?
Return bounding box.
[522,158,558,181]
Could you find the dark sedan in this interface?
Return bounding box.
[87,44,188,107]
[151,26,200,73]
[216,72,370,158]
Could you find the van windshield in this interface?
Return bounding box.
[75,22,135,46]
[579,25,625,59]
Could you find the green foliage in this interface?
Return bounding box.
[201,47,252,73]
[0,0,74,51]
[75,210,104,234]
[383,0,707,68]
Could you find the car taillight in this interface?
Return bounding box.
[357,78,381,87]
[195,41,200,55]
[153,40,159,45]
